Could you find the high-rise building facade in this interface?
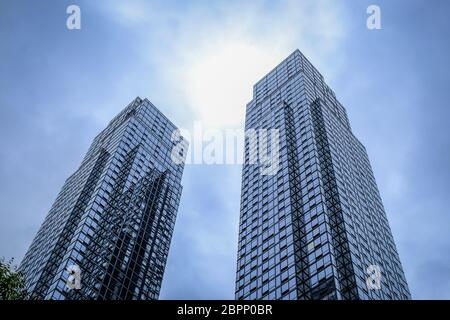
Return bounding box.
[235,50,410,300]
[20,97,187,300]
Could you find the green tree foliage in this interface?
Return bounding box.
[0,257,27,300]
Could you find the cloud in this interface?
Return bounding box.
[164,0,347,128]
[95,0,348,128]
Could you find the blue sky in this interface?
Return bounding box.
[1,0,449,299]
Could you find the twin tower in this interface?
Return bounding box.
[19,50,411,300]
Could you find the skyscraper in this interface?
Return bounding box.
[19,97,188,300]
[235,50,410,300]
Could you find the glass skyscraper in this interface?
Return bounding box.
[235,50,410,300]
[19,97,187,300]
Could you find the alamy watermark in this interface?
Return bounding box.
[366,264,382,290]
[66,5,81,30]
[66,264,81,290]
[367,5,382,30]
[171,121,280,175]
